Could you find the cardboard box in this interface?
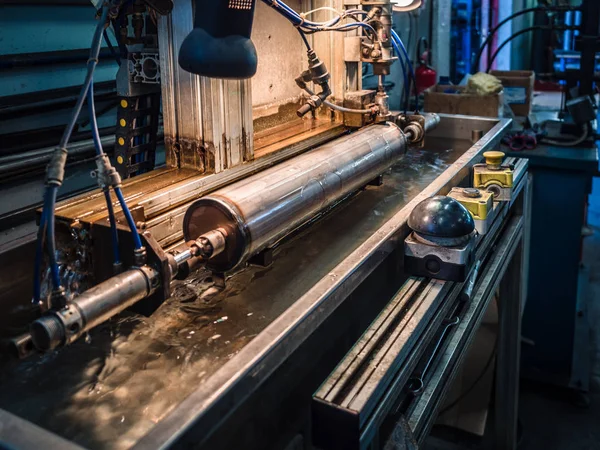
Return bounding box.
[424,85,503,118]
[490,70,535,117]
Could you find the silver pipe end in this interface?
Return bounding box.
[30,315,65,351]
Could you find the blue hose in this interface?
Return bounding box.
[34,5,110,299]
[58,6,109,150]
[32,196,48,303]
[391,37,410,112]
[87,83,104,155]
[46,186,61,289]
[391,29,418,110]
[88,81,121,264]
[103,190,121,263]
[114,187,143,250]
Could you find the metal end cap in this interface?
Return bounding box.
[30,314,65,351]
[408,196,475,238]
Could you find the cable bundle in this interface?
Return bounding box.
[33,3,142,307]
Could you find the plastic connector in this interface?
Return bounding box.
[45,147,68,187]
[92,154,122,190]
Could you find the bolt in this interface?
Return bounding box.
[463,188,482,198]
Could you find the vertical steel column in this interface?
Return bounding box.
[494,0,512,70]
[432,0,451,78]
[158,0,254,173]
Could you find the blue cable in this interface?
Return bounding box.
[88,81,121,264]
[32,194,48,303]
[332,22,377,34]
[390,37,410,112]
[114,187,143,250]
[33,5,110,302]
[46,186,61,289]
[88,83,104,154]
[103,190,122,263]
[391,29,418,110]
[58,6,109,151]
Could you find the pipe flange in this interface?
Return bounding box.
[404,122,424,144]
[30,304,84,351]
[139,264,161,292]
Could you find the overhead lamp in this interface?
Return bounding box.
[391,0,423,12]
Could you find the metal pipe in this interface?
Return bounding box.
[183,117,440,272]
[30,266,159,351]
[0,48,115,71]
[423,112,441,131]
[0,80,116,119]
[0,129,164,177]
[0,135,114,168]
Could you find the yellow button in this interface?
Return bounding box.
[118,137,125,146]
[483,151,505,166]
[120,99,128,108]
[117,155,124,164]
[119,119,127,127]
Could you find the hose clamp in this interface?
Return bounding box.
[45,147,68,187]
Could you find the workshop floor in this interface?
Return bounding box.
[517,225,600,450]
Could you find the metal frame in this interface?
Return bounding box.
[312,158,529,450]
[0,116,511,450]
[130,117,511,449]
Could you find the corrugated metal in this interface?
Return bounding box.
[158,0,252,173]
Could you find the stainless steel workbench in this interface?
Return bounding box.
[0,115,520,450]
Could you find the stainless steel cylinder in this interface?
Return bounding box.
[183,122,412,272]
[30,266,159,351]
[423,112,441,132]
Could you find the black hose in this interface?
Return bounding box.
[472,5,579,73]
[103,30,121,66]
[486,25,578,73]
[297,29,311,50]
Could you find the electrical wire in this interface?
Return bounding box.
[264,0,376,35]
[473,5,579,73]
